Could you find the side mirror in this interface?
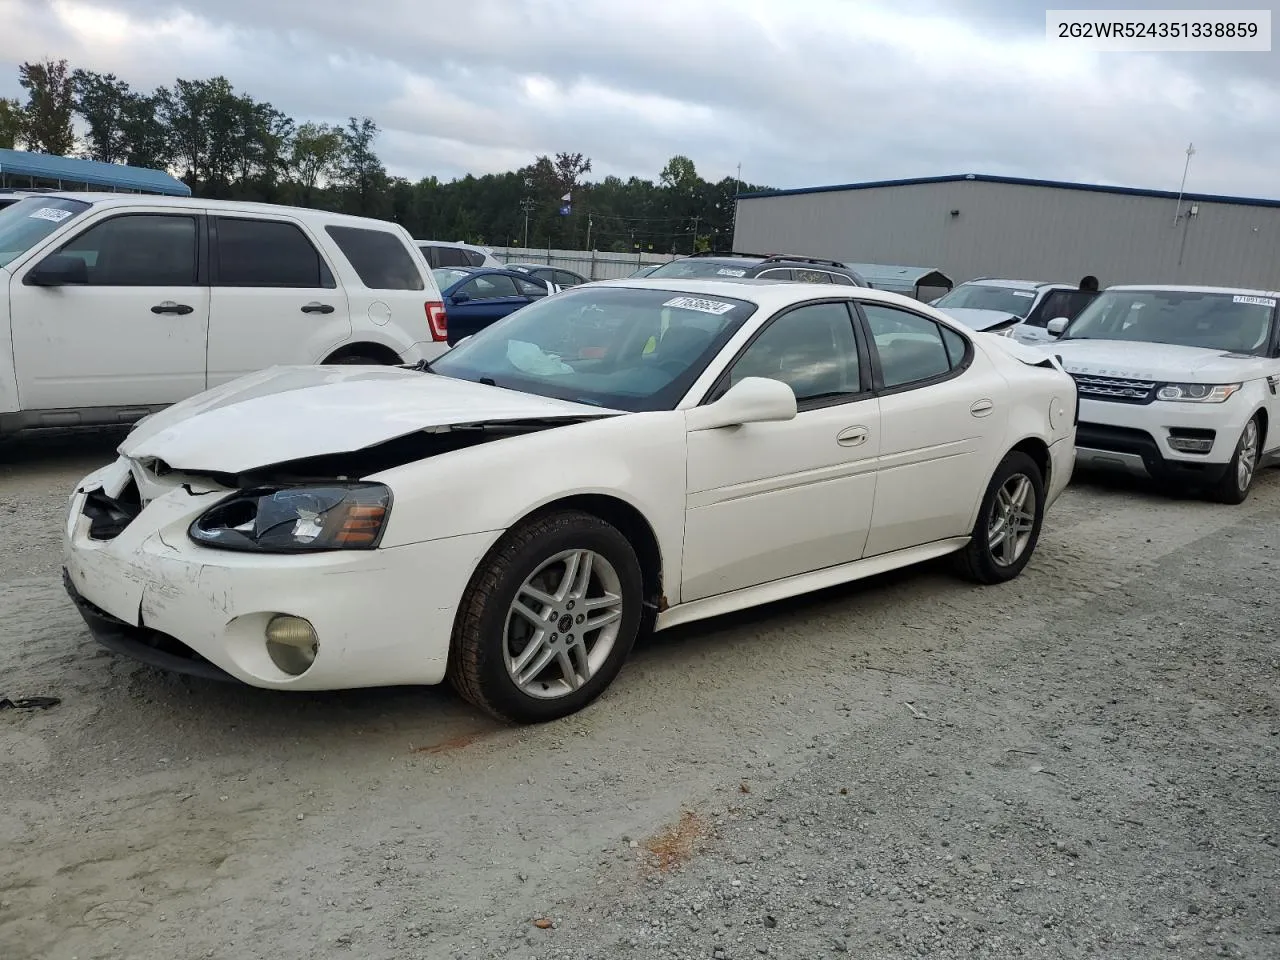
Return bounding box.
[450,291,470,305]
[686,376,798,432]
[25,254,88,286]
[1046,317,1069,337]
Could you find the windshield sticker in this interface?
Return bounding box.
[1011,290,1035,298]
[1233,295,1276,308]
[714,268,747,277]
[28,207,74,223]
[662,295,736,316]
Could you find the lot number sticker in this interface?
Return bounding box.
[715,267,747,277]
[28,207,74,223]
[1233,295,1276,308]
[663,296,736,316]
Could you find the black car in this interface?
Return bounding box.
[643,251,871,287]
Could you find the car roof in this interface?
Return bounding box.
[1106,283,1280,298]
[19,192,409,230]
[960,278,1060,290]
[583,276,940,313]
[417,239,491,251]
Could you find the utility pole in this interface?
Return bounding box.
[1173,142,1195,227]
[519,197,534,247]
[586,213,593,251]
[691,215,700,253]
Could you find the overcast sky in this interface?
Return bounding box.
[1,0,1276,198]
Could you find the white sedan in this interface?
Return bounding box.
[63,279,1077,723]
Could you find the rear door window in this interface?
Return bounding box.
[431,245,470,267]
[214,217,334,288]
[515,276,550,298]
[463,248,487,267]
[325,226,425,290]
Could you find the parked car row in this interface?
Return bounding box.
[8,188,1271,726]
[933,275,1280,504]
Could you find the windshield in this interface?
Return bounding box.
[646,258,755,279]
[431,285,757,411]
[0,197,91,268]
[433,267,473,289]
[933,283,1037,318]
[1063,289,1277,354]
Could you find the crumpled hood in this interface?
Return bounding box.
[120,365,619,472]
[937,307,1021,331]
[1050,339,1268,381]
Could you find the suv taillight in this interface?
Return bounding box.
[425,301,447,341]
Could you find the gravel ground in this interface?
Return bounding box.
[1,429,1278,960]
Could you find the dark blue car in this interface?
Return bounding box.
[433,267,557,345]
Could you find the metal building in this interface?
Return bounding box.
[732,173,1280,290]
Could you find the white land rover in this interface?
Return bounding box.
[1044,285,1280,503]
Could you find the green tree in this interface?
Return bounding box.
[18,59,75,155]
[0,98,23,150]
[71,69,132,163]
[119,90,171,169]
[289,121,344,206]
[335,117,387,217]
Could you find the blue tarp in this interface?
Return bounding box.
[0,148,191,196]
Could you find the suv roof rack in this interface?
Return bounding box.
[685,250,772,259]
[759,254,849,269]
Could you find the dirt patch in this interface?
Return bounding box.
[643,809,712,872]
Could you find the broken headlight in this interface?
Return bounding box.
[189,483,391,552]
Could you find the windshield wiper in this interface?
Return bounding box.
[478,377,497,386]
[401,358,436,373]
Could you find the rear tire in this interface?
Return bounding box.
[1206,415,1261,505]
[447,510,644,724]
[955,451,1045,585]
[326,354,383,365]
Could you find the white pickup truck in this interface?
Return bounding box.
[0,193,449,437]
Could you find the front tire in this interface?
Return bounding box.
[1206,415,1261,505]
[447,510,644,723]
[955,451,1045,585]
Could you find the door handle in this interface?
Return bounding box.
[836,425,869,446]
[301,302,335,314]
[151,301,193,315]
[970,399,995,417]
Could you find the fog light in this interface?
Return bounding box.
[1168,436,1213,454]
[265,615,318,676]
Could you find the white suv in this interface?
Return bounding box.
[416,239,502,269]
[0,194,448,437]
[1047,284,1280,503]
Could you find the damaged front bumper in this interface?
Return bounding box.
[63,568,238,682]
[62,457,501,691]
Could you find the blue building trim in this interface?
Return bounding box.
[736,173,1280,210]
[0,148,191,197]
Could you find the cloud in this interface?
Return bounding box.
[0,0,1275,197]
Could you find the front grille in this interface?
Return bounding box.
[1070,373,1156,405]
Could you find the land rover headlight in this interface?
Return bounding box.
[1156,382,1241,403]
[189,483,391,552]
